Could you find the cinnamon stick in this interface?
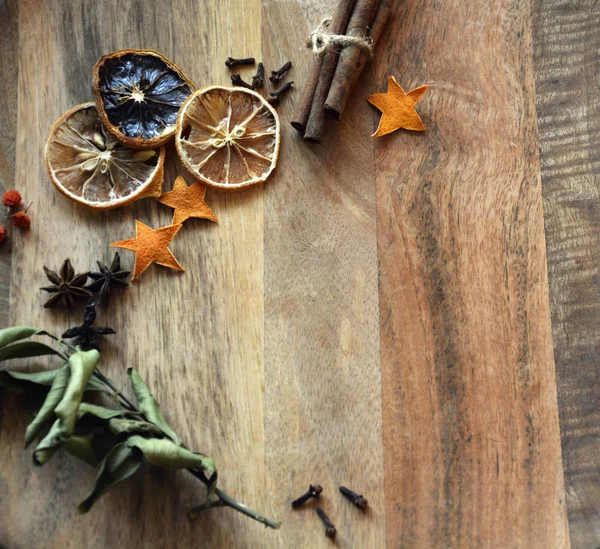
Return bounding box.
[325,0,391,120]
[324,0,384,120]
[291,0,356,135]
[302,49,339,142]
[291,58,321,133]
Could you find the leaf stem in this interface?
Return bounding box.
[92,370,137,412]
[42,332,77,355]
[187,499,228,511]
[185,469,281,529]
[93,370,281,529]
[213,487,281,529]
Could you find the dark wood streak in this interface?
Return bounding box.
[413,179,466,546]
[0,0,18,329]
[533,1,600,547]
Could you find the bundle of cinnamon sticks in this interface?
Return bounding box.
[291,0,392,143]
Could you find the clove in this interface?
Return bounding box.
[225,56,255,68]
[268,81,294,106]
[339,485,368,510]
[269,61,292,83]
[291,484,322,508]
[316,508,337,539]
[230,74,254,90]
[251,62,265,89]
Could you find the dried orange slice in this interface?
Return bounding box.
[45,102,166,209]
[93,49,196,149]
[175,86,280,190]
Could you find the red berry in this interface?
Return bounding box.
[0,225,6,243]
[12,212,30,229]
[2,189,22,207]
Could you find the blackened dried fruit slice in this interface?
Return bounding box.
[92,49,196,149]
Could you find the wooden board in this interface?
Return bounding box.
[0,0,590,547]
[2,0,268,547]
[0,0,17,327]
[376,0,569,546]
[533,1,600,547]
[261,1,385,546]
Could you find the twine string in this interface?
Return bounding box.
[307,17,374,58]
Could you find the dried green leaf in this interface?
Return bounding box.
[25,364,70,446]
[54,349,100,437]
[77,403,126,421]
[108,418,163,438]
[8,368,62,386]
[0,368,109,395]
[78,443,142,513]
[0,326,45,348]
[0,370,54,393]
[84,375,112,394]
[126,435,216,474]
[0,341,62,362]
[68,418,120,465]
[64,433,98,466]
[127,368,180,445]
[33,419,63,465]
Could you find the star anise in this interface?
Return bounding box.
[41,259,92,309]
[87,252,130,303]
[62,301,116,350]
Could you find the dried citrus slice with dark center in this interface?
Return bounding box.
[45,102,165,209]
[175,86,280,190]
[93,49,196,149]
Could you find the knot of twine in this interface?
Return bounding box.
[307,17,374,58]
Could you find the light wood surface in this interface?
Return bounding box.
[3,0,268,547]
[0,0,597,547]
[262,0,385,546]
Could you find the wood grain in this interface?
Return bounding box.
[0,0,18,328]
[262,0,386,547]
[1,0,593,547]
[533,1,600,547]
[1,0,268,547]
[376,0,570,547]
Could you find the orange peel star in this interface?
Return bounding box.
[110,220,184,280]
[367,76,428,137]
[157,176,217,225]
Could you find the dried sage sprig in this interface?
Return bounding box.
[0,325,280,530]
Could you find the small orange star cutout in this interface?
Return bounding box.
[157,176,217,225]
[367,76,429,137]
[110,220,184,280]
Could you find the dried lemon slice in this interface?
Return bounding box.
[93,49,196,150]
[175,86,280,190]
[45,102,165,209]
